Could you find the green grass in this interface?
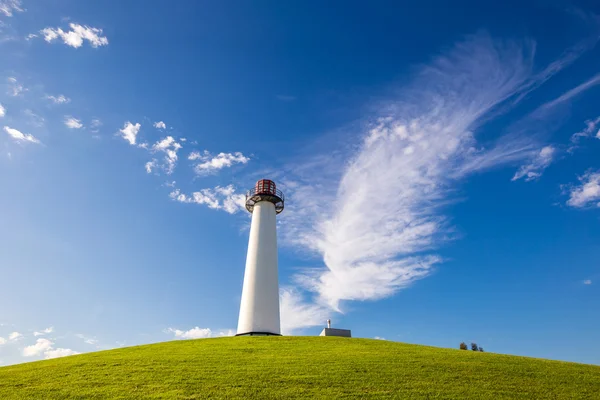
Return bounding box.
[0,337,598,399]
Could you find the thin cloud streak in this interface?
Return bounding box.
[0,0,23,17]
[537,73,600,112]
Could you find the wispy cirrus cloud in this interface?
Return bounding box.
[74,333,98,345]
[189,151,250,175]
[6,77,25,96]
[537,73,600,112]
[565,171,600,208]
[280,33,541,312]
[270,32,590,324]
[512,146,556,182]
[153,121,166,129]
[0,0,23,17]
[33,327,54,337]
[90,119,102,133]
[24,109,44,127]
[40,23,108,48]
[3,126,41,144]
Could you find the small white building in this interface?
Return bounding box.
[319,319,351,337]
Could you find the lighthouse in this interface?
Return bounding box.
[236,179,285,336]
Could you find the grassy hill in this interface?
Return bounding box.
[0,337,598,399]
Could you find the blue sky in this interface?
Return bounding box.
[0,0,599,365]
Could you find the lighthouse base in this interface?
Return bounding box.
[235,332,282,337]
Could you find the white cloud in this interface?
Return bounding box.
[166,327,212,339]
[44,348,79,359]
[280,289,330,335]
[75,334,98,345]
[374,336,387,340]
[7,77,25,96]
[3,126,41,144]
[40,23,108,48]
[187,151,204,160]
[64,117,83,129]
[145,159,157,174]
[0,103,5,117]
[274,33,567,324]
[169,185,246,214]
[566,171,600,208]
[45,94,70,104]
[166,327,235,339]
[0,337,6,345]
[571,116,600,145]
[23,338,79,359]
[512,145,556,181]
[33,327,54,337]
[153,121,166,129]
[118,122,140,145]
[24,109,44,127]
[149,136,182,174]
[90,119,102,132]
[0,0,23,17]
[23,338,52,356]
[8,331,22,340]
[583,279,592,285]
[190,151,250,174]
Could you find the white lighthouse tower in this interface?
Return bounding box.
[236,179,285,336]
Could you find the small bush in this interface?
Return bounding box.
[459,342,468,350]
[471,343,478,351]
